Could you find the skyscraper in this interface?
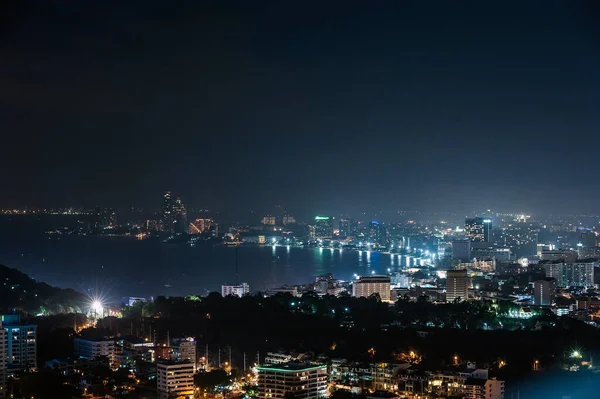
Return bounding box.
[162,191,174,233]
[533,278,557,306]
[1,315,37,372]
[451,239,471,261]
[368,221,386,244]
[465,217,492,243]
[172,197,188,234]
[338,219,350,239]
[313,216,333,240]
[446,270,468,302]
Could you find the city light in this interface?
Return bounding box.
[92,300,103,312]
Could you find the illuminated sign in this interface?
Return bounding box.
[483,219,492,223]
[315,216,330,220]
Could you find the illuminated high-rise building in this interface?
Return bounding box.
[446,270,468,302]
[465,217,492,243]
[368,221,386,244]
[157,360,194,399]
[338,219,350,238]
[2,315,37,372]
[162,191,175,233]
[189,218,213,234]
[313,216,333,240]
[173,197,188,234]
[533,278,557,306]
[90,207,117,234]
[262,216,276,225]
[543,262,595,288]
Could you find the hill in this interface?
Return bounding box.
[0,264,86,314]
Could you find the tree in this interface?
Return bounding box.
[195,369,229,392]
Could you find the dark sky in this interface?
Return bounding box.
[1,1,599,218]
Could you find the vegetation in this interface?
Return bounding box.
[96,291,600,385]
[0,264,86,314]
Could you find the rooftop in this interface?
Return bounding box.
[157,359,193,366]
[356,275,391,282]
[464,378,487,386]
[257,362,326,372]
[75,336,114,342]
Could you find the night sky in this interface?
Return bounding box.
[2,1,599,218]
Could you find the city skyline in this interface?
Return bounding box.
[2,1,600,215]
[2,2,600,397]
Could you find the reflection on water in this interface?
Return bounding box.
[0,230,423,298]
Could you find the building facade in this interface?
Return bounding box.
[162,191,174,233]
[313,216,333,240]
[452,239,472,261]
[222,283,250,297]
[262,216,276,226]
[463,378,505,399]
[533,278,557,306]
[543,262,596,288]
[74,338,115,363]
[257,362,328,399]
[157,360,195,399]
[465,218,492,243]
[2,315,37,372]
[446,270,468,302]
[352,276,391,301]
[177,339,196,370]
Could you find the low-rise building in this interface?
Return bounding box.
[464,377,505,399]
